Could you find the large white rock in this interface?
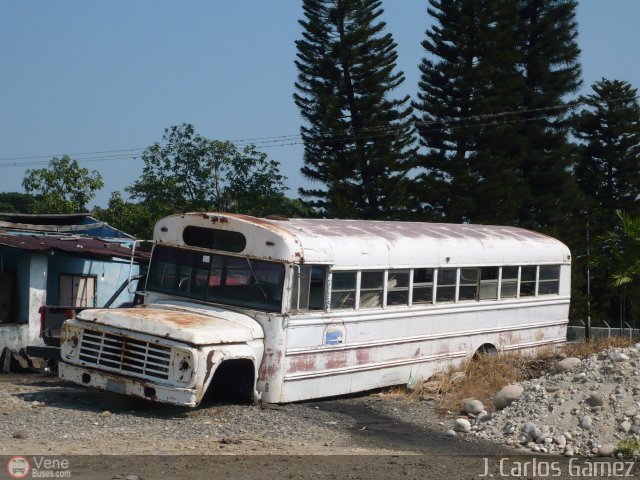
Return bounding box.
[556,357,581,372]
[553,435,567,448]
[454,418,471,432]
[580,415,592,429]
[493,384,524,410]
[598,444,616,457]
[611,352,629,362]
[463,399,485,415]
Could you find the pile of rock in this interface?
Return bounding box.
[448,343,640,458]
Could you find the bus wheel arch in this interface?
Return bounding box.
[204,358,256,404]
[473,343,498,359]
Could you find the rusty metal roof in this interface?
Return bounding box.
[157,213,570,268]
[263,217,551,241]
[0,233,149,263]
[0,212,92,224]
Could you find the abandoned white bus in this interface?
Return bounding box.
[59,213,571,406]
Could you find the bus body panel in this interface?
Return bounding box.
[59,213,571,406]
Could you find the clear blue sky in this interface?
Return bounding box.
[1,1,639,208]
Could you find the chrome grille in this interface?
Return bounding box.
[78,329,172,380]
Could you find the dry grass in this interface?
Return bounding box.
[563,336,634,358]
[410,336,635,414]
[411,353,521,412]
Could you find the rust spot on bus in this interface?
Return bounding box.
[288,355,315,373]
[355,348,370,364]
[258,349,282,380]
[325,351,348,369]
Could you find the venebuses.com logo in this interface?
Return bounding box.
[7,456,30,479]
[6,456,71,478]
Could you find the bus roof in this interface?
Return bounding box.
[154,213,571,268]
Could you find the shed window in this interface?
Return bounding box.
[520,266,537,297]
[330,271,356,309]
[501,266,518,298]
[359,271,384,308]
[182,226,246,253]
[412,268,433,304]
[386,270,410,306]
[59,274,96,307]
[538,265,560,295]
[436,268,456,302]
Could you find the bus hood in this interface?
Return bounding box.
[75,304,264,345]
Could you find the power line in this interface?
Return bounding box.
[0,155,139,169]
[1,94,637,165]
[0,148,145,162]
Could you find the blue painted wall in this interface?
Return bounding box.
[45,252,142,307]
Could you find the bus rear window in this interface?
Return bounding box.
[182,226,246,252]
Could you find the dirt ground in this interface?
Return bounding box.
[0,373,635,479]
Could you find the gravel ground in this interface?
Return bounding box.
[2,373,638,479]
[0,373,504,457]
[452,343,640,459]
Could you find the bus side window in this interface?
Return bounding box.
[330,272,357,309]
[538,265,560,295]
[308,266,327,309]
[458,268,478,301]
[436,268,456,302]
[501,266,518,298]
[387,270,410,306]
[412,268,433,304]
[479,267,499,300]
[360,271,384,308]
[520,266,537,296]
[291,265,327,311]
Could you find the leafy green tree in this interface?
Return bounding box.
[294,0,417,219]
[0,192,34,213]
[591,210,640,328]
[596,211,640,288]
[126,124,292,217]
[92,192,157,240]
[22,156,104,213]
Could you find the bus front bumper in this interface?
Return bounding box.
[59,362,198,407]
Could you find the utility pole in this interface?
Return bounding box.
[586,215,591,341]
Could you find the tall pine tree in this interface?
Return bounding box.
[573,79,640,232]
[413,0,526,223]
[414,0,582,235]
[573,79,640,325]
[516,0,582,237]
[294,0,417,219]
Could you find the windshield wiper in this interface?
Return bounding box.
[245,258,269,301]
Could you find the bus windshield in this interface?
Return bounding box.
[146,245,285,312]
